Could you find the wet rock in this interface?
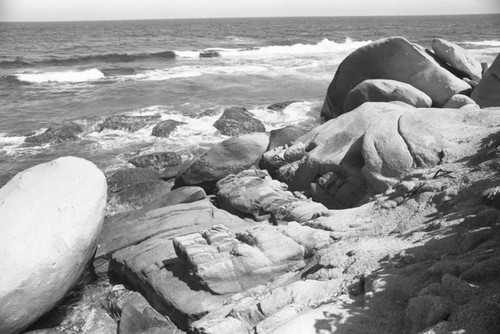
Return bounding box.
[343,79,432,113]
[432,38,482,82]
[107,168,162,193]
[321,37,471,119]
[25,122,83,145]
[0,157,107,333]
[213,106,266,136]
[267,125,307,151]
[129,152,182,171]
[98,114,160,132]
[151,119,187,138]
[115,179,173,209]
[200,50,220,58]
[472,54,500,107]
[267,101,297,111]
[175,132,269,192]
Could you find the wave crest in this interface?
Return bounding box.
[15,69,105,83]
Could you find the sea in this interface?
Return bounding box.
[1,14,499,187]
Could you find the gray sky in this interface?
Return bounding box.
[1,0,499,22]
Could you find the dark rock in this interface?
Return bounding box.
[128,152,182,171]
[119,304,172,334]
[481,186,500,209]
[151,119,186,138]
[267,125,307,151]
[116,180,173,208]
[98,114,160,132]
[152,50,176,59]
[199,50,220,58]
[267,101,297,111]
[321,37,471,119]
[25,122,83,145]
[107,168,162,194]
[472,53,500,107]
[195,109,219,118]
[213,106,266,136]
[404,295,453,334]
[343,79,432,113]
[175,132,269,192]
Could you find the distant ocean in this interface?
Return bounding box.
[1,15,499,186]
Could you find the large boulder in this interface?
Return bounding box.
[276,102,500,208]
[431,38,482,82]
[471,54,500,108]
[128,151,183,179]
[321,37,471,119]
[213,107,266,136]
[343,79,432,113]
[175,132,269,191]
[24,122,83,145]
[151,119,186,138]
[0,157,107,333]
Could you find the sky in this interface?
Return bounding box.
[1,0,499,22]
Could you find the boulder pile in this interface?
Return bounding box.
[3,37,500,334]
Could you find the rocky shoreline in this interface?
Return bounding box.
[1,36,500,334]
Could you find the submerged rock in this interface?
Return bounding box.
[24,121,83,145]
[200,50,220,58]
[267,101,297,111]
[213,106,266,136]
[321,37,471,119]
[151,119,186,138]
[0,157,107,333]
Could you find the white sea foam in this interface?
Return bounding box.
[175,38,370,59]
[461,40,500,47]
[15,68,105,83]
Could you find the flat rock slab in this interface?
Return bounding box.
[95,199,252,330]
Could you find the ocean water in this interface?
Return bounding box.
[1,15,499,186]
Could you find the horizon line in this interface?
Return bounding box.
[1,12,499,23]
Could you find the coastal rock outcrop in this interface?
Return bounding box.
[443,94,478,108]
[175,132,269,191]
[213,107,266,136]
[0,157,107,333]
[431,38,483,82]
[98,114,160,132]
[274,102,500,208]
[24,121,83,145]
[151,119,186,138]
[471,53,500,107]
[343,79,432,113]
[321,37,471,119]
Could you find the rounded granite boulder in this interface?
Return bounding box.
[0,157,107,333]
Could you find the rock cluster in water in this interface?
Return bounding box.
[3,37,500,334]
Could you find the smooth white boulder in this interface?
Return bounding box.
[0,157,107,333]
